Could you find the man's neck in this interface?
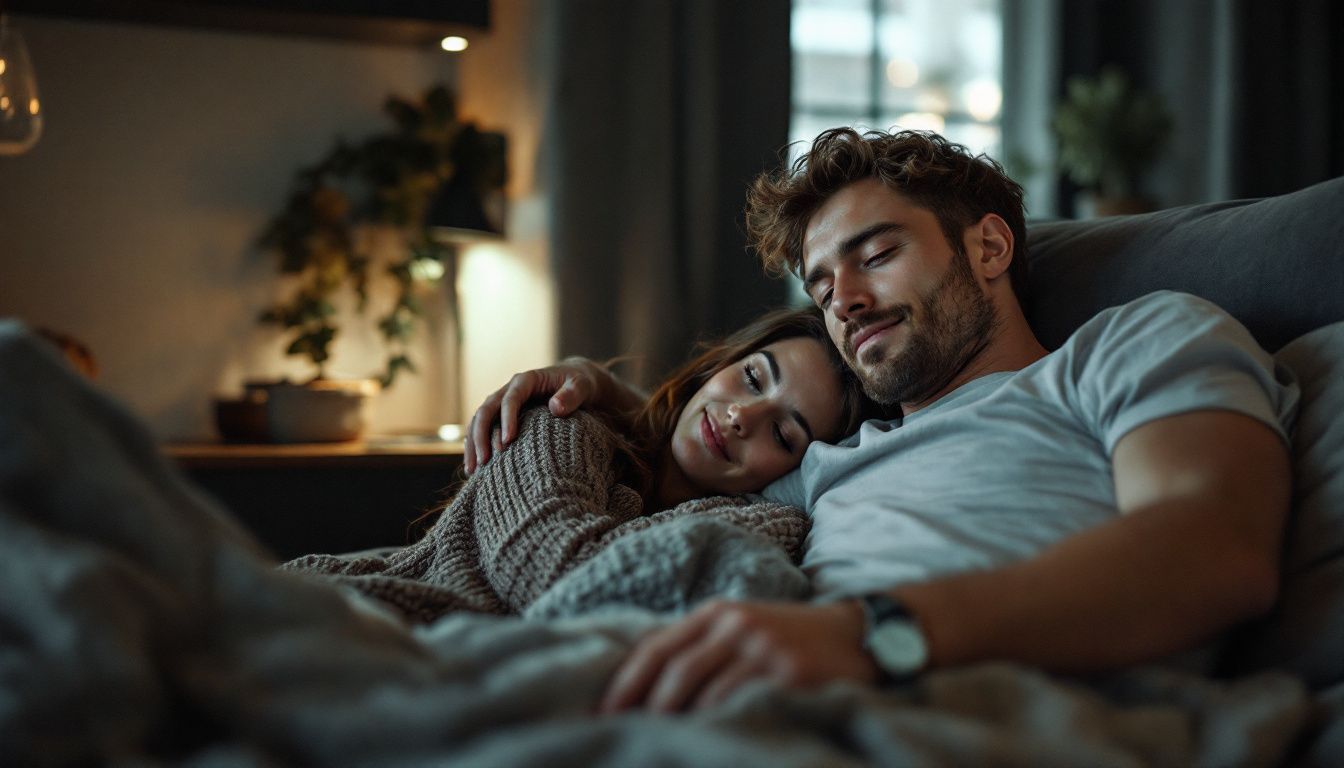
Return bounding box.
[901,312,1048,416]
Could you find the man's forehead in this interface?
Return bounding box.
[802,180,916,270]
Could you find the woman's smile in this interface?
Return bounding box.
[700,410,730,462]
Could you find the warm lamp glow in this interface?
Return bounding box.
[0,59,6,75]
[440,36,469,52]
[28,97,38,115]
[460,243,519,294]
[409,257,446,282]
[459,241,552,419]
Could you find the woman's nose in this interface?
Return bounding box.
[727,401,765,435]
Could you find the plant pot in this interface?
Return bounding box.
[213,392,270,443]
[265,379,380,443]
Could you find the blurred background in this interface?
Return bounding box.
[2,0,1340,443]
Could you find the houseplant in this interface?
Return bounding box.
[245,84,504,442]
[1052,66,1173,216]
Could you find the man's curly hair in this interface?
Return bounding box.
[745,128,1029,302]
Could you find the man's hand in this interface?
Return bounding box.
[598,600,878,714]
[464,358,646,474]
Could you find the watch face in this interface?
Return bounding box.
[869,620,928,674]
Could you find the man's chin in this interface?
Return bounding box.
[853,336,901,369]
[852,352,915,406]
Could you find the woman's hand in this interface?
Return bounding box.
[464,358,642,474]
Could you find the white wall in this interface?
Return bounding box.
[0,10,555,440]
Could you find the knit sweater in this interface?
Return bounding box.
[282,408,810,623]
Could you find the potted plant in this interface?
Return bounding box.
[1052,66,1173,217]
[232,84,504,443]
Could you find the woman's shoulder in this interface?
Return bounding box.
[513,405,622,446]
[494,405,650,498]
[503,405,640,472]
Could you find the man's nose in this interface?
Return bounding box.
[830,267,872,322]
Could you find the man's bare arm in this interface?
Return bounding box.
[600,409,1292,711]
[464,357,647,473]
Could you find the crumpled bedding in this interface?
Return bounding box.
[2,321,1341,767]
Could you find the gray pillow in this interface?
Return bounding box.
[1025,176,1344,352]
[1222,321,1344,689]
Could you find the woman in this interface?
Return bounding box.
[285,307,882,621]
[578,305,876,508]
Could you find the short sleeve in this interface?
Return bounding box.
[1065,291,1299,454]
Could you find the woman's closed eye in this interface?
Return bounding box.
[743,362,795,452]
[743,362,762,393]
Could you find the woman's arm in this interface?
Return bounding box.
[465,357,647,474]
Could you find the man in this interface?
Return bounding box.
[465,128,1296,714]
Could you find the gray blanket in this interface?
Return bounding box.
[2,321,1340,766]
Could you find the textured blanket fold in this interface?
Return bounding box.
[281,407,812,621]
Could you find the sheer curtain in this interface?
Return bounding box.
[540,0,792,386]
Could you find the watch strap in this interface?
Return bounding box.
[858,592,926,684]
[859,592,914,630]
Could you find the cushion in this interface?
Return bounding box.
[1025,176,1344,352]
[1221,321,1344,689]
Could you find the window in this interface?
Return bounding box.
[790,0,1003,161]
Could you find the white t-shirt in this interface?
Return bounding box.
[765,291,1300,599]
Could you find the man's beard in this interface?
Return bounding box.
[842,251,998,406]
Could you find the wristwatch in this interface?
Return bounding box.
[858,593,929,683]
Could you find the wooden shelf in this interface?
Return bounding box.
[166,436,466,559]
[166,437,464,470]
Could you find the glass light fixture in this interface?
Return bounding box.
[0,11,41,155]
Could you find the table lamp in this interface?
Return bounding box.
[426,127,508,428]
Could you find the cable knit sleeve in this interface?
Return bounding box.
[471,407,645,611]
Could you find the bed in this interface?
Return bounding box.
[2,177,1342,766]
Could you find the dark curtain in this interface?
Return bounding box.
[1005,0,1344,215]
[541,0,792,388]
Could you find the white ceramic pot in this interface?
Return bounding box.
[265,379,379,443]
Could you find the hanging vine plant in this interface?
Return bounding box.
[258,84,488,388]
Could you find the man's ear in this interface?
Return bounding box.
[966,213,1014,281]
